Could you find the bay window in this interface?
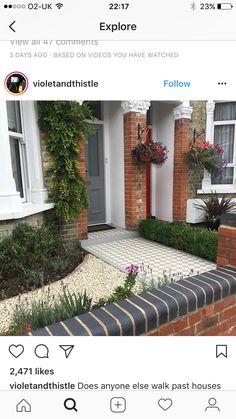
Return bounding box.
[212,102,236,186]
[7,101,29,201]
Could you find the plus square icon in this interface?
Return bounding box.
[110,397,126,413]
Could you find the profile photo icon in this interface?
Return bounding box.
[5,71,28,95]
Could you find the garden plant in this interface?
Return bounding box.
[132,140,168,165]
[139,219,218,262]
[194,191,236,230]
[187,141,227,176]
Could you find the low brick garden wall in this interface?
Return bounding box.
[148,294,236,336]
[30,266,236,337]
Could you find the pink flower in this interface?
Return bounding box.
[126,264,139,273]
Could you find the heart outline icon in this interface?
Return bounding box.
[158,398,173,411]
[9,344,24,358]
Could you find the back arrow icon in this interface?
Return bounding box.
[9,21,16,32]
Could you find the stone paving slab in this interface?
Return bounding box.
[81,229,216,278]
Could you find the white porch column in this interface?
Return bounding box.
[21,102,48,204]
[121,100,150,115]
[201,101,215,189]
[0,101,22,212]
[173,100,193,120]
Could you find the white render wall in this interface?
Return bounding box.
[0,100,52,221]
[0,101,22,213]
[103,101,125,228]
[151,102,176,222]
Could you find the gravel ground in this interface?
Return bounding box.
[0,254,142,334]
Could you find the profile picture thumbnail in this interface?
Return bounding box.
[5,72,28,95]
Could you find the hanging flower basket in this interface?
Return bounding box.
[132,140,168,166]
[187,141,227,176]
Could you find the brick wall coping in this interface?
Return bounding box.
[30,266,236,336]
[221,213,236,228]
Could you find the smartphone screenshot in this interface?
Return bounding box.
[0,0,235,417]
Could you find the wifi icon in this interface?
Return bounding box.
[55,3,63,9]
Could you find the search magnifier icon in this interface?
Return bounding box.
[64,398,78,412]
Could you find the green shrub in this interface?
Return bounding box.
[24,270,44,287]
[38,101,94,221]
[139,219,218,262]
[0,223,64,279]
[106,269,137,304]
[10,290,92,334]
[51,257,69,274]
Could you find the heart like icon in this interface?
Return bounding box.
[9,344,24,358]
[158,398,173,411]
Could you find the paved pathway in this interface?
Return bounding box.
[81,228,216,279]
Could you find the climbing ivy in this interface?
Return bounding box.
[38,101,93,221]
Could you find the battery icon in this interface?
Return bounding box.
[217,3,233,9]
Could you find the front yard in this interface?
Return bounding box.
[0,220,219,335]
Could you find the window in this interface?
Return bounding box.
[7,102,29,200]
[212,102,236,185]
[84,101,103,120]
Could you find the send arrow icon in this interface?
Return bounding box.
[59,345,74,359]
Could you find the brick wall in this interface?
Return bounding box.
[148,295,236,336]
[60,142,88,242]
[173,118,191,222]
[0,212,47,239]
[187,101,206,199]
[217,225,236,268]
[124,112,147,229]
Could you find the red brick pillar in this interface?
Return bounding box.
[173,103,193,222]
[60,142,88,243]
[76,143,88,240]
[122,101,150,230]
[217,215,236,268]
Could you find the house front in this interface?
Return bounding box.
[1,100,236,240]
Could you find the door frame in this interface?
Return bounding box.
[86,121,106,226]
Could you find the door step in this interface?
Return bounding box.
[88,224,116,233]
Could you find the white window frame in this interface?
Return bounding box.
[0,100,53,221]
[211,118,236,188]
[7,102,30,203]
[198,101,236,194]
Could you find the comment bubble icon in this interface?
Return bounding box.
[34,344,49,359]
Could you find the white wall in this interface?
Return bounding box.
[186,199,206,223]
[151,102,176,222]
[103,101,125,228]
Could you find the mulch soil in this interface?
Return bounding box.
[0,247,86,301]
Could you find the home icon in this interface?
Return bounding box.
[16,399,31,413]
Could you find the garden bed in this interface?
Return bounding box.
[0,248,85,301]
[0,255,143,335]
[0,223,85,301]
